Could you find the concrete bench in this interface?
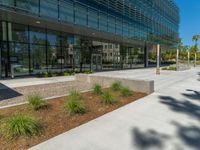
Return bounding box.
[75,74,154,94]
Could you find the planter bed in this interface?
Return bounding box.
[0,89,147,150]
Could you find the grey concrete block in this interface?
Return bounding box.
[76,74,154,94]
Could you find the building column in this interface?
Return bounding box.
[156,44,160,75]
[176,48,179,71]
[144,44,149,68]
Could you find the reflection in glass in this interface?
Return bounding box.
[9,42,29,76]
[30,44,46,74]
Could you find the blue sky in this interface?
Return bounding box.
[175,0,200,46]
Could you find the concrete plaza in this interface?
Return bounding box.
[28,67,200,150]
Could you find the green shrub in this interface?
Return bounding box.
[162,66,176,71]
[28,94,47,110]
[84,70,93,74]
[101,91,116,104]
[111,81,122,91]
[63,72,70,76]
[68,91,82,101]
[121,87,132,97]
[64,99,86,114]
[93,84,103,95]
[2,114,41,138]
[64,91,86,114]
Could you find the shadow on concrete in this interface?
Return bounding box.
[159,95,200,121]
[132,128,169,150]
[182,89,200,101]
[0,83,22,101]
[172,121,200,150]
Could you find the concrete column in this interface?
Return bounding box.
[188,51,190,66]
[0,45,1,79]
[156,44,160,75]
[176,48,179,71]
[144,44,149,68]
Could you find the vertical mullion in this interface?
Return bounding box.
[45,28,48,72]
[28,25,31,75]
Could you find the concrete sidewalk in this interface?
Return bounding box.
[30,68,200,150]
[0,76,75,89]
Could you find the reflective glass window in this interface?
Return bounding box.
[108,15,116,33]
[75,3,87,26]
[10,23,28,43]
[30,27,46,45]
[9,43,29,76]
[16,0,39,14]
[40,0,58,19]
[60,0,74,23]
[47,30,61,46]
[0,0,14,7]
[99,12,108,32]
[30,44,46,74]
[88,8,98,29]
[116,18,122,35]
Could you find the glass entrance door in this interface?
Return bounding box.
[91,54,102,71]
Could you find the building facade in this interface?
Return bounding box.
[0,0,179,78]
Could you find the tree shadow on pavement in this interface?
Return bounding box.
[132,128,169,150]
[182,89,200,101]
[172,121,200,150]
[159,96,200,121]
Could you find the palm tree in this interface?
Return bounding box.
[192,35,200,67]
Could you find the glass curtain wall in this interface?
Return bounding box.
[0,21,145,78]
[0,0,179,47]
[8,23,29,76]
[30,27,46,74]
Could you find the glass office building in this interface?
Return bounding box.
[0,0,179,77]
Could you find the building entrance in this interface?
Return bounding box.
[91,54,102,71]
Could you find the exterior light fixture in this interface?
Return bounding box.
[36,21,41,24]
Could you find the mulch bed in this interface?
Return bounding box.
[0,90,147,150]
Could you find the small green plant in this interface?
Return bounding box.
[1,114,41,138]
[68,91,82,101]
[84,70,93,74]
[44,72,48,78]
[64,91,86,114]
[93,84,103,95]
[63,72,70,76]
[111,81,122,91]
[162,66,176,71]
[121,87,132,97]
[28,94,47,110]
[101,91,116,104]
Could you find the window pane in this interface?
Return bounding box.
[47,30,61,46]
[30,44,46,74]
[16,0,39,14]
[47,46,62,72]
[75,3,87,26]
[123,21,129,37]
[108,15,115,33]
[116,18,122,35]
[30,27,46,45]
[0,0,14,7]
[88,8,98,29]
[60,0,74,23]
[40,0,58,19]
[10,23,28,43]
[9,43,29,76]
[99,12,107,32]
